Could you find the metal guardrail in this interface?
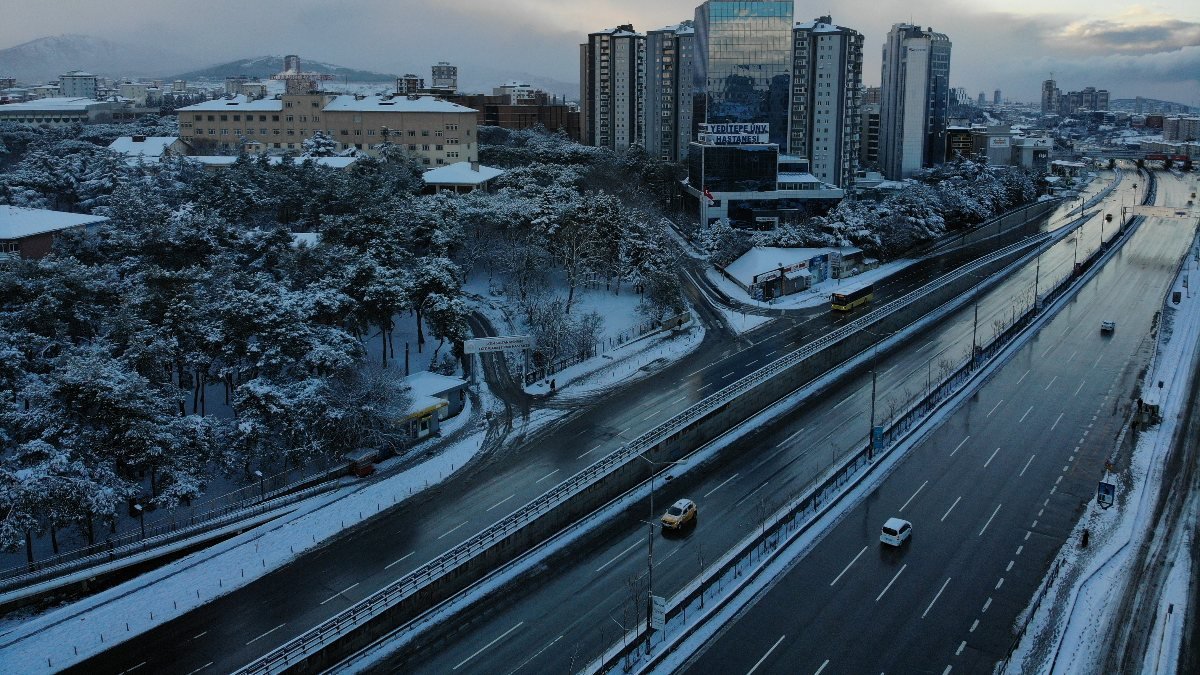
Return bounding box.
[236,205,1063,674]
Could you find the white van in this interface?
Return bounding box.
[880,517,912,546]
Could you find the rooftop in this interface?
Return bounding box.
[0,206,109,240]
[0,97,109,111]
[423,161,505,186]
[324,94,476,113]
[725,246,838,287]
[176,95,284,112]
[406,371,467,399]
[108,136,180,158]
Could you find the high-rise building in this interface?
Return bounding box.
[644,22,695,162]
[859,102,880,167]
[993,89,1002,105]
[59,71,98,99]
[1056,86,1109,114]
[878,23,952,179]
[431,62,457,91]
[692,0,794,148]
[977,91,986,106]
[1041,78,1059,114]
[580,25,645,150]
[862,86,881,105]
[789,15,864,188]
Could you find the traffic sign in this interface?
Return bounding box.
[463,335,533,354]
[651,595,666,630]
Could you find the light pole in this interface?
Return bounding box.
[134,502,146,540]
[860,327,899,459]
[254,469,264,500]
[634,454,685,653]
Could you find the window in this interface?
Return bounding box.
[447,138,459,144]
[340,129,349,136]
[435,144,443,150]
[220,129,228,135]
[422,158,430,165]
[207,115,215,121]
[354,129,362,136]
[421,130,430,136]
[367,129,376,135]
[285,101,293,108]
[434,130,443,137]
[422,144,431,151]
[299,115,307,122]
[259,115,267,121]
[408,144,416,150]
[407,130,416,136]
[194,114,202,121]
[447,151,460,158]
[272,129,280,135]
[220,114,228,121]
[233,115,241,121]
[286,115,293,122]
[288,143,295,148]
[234,129,242,135]
[311,101,319,108]
[445,123,458,131]
[286,130,294,136]
[260,128,267,134]
[436,158,444,165]
[312,115,320,122]
[272,115,280,121]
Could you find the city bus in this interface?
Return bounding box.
[831,283,874,312]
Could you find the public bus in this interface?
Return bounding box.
[830,283,874,312]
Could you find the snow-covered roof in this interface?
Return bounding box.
[406,371,467,398]
[0,205,109,239]
[184,156,359,169]
[176,95,284,112]
[323,94,476,114]
[406,394,448,419]
[108,136,180,157]
[777,172,823,184]
[725,246,835,287]
[0,97,106,111]
[290,232,320,248]
[423,162,505,186]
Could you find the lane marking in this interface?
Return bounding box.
[596,541,641,572]
[577,445,603,460]
[1074,380,1086,397]
[535,469,560,484]
[486,495,515,512]
[982,597,993,613]
[505,635,563,675]
[699,382,714,392]
[747,634,787,675]
[984,448,1000,468]
[453,621,525,670]
[1068,350,1078,362]
[875,564,907,602]
[979,504,1002,536]
[1019,406,1034,423]
[1044,375,1058,391]
[385,552,414,570]
[899,481,928,512]
[951,436,970,456]
[956,641,966,656]
[125,662,146,673]
[246,623,286,645]
[1055,475,1063,485]
[438,521,468,539]
[833,394,854,409]
[1050,412,1064,431]
[813,658,829,675]
[941,496,962,522]
[995,578,1005,590]
[320,582,360,606]
[192,631,207,639]
[185,664,213,675]
[704,473,740,498]
[777,428,806,448]
[830,546,868,586]
[1006,560,1015,572]
[722,371,737,379]
[986,399,1004,417]
[745,359,760,368]
[922,577,952,618]
[1016,369,1031,385]
[970,619,979,633]
[643,409,662,421]
[669,395,687,406]
[1016,546,1024,556]
[1019,455,1036,477]
[738,481,771,505]
[943,667,953,675]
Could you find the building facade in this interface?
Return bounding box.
[859,102,880,166]
[1041,78,1059,114]
[644,22,695,162]
[0,97,125,126]
[396,74,425,95]
[878,23,952,179]
[692,0,793,149]
[59,71,98,99]
[789,16,863,188]
[431,62,458,90]
[445,92,581,140]
[176,93,479,165]
[580,25,645,150]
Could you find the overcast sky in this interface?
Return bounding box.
[3,0,1198,102]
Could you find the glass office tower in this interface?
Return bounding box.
[692,1,794,148]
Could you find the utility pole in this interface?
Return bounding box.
[1035,254,1042,308]
[869,345,878,460]
[971,303,979,366]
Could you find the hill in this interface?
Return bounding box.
[0,34,195,82]
[171,55,396,83]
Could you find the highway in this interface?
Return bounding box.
[62,179,1112,674]
[346,176,1164,672]
[679,173,1197,674]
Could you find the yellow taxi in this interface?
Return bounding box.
[661,498,697,531]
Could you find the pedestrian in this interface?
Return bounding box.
[550,378,556,392]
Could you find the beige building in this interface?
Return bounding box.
[177,93,479,165]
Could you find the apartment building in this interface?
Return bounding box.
[644,22,694,162]
[580,25,645,150]
[789,16,864,188]
[879,23,952,179]
[176,93,479,165]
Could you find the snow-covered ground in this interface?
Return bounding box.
[1006,239,1200,674]
[705,258,916,312]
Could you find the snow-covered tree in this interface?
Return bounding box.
[301,130,338,157]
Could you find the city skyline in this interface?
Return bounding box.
[1,0,1197,103]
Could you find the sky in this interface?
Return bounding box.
[2,0,1198,103]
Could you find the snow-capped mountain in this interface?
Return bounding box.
[0,34,196,83]
[170,55,397,83]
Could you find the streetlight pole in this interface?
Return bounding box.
[635,454,684,653]
[134,503,146,540]
[971,303,979,367]
[255,469,264,500]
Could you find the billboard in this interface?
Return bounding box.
[698,122,769,145]
[463,335,533,354]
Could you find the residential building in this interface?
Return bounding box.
[118,81,149,106]
[493,82,538,103]
[0,77,15,90]
[0,205,109,260]
[0,96,126,126]
[878,23,952,179]
[1010,136,1051,171]
[977,91,986,106]
[444,92,581,140]
[993,89,1002,105]
[1164,116,1200,142]
[176,93,479,165]
[945,124,972,161]
[396,74,425,95]
[1057,86,1109,114]
[59,70,98,99]
[859,102,880,166]
[580,24,645,150]
[971,125,1014,165]
[644,21,694,162]
[1041,78,1059,114]
[431,62,458,90]
[951,87,971,106]
[862,86,881,105]
[789,15,864,188]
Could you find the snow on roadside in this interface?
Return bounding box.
[0,419,489,672]
[1006,247,1200,674]
[703,258,915,312]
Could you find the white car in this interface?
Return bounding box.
[1101,320,1116,333]
[880,517,912,547]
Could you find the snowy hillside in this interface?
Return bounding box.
[0,34,195,82]
[171,55,396,83]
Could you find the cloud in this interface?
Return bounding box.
[1052,17,1200,55]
